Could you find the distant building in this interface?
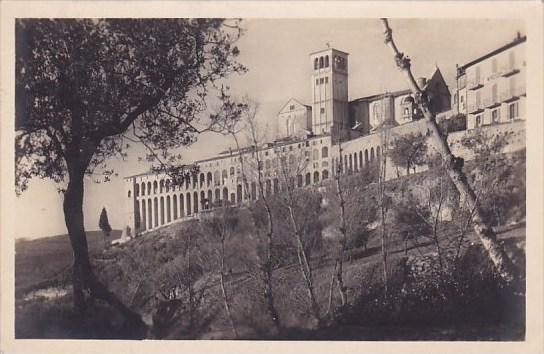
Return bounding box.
[123,39,523,235]
[454,33,526,129]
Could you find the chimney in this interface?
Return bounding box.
[416,77,427,89]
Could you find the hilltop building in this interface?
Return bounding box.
[124,37,524,235]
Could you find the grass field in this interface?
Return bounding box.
[15,230,121,295]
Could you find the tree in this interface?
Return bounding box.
[98,207,112,245]
[15,19,246,325]
[380,19,516,283]
[389,132,428,175]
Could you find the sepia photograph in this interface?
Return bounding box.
[1,1,543,353]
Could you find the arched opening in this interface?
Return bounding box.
[349,154,353,171]
[222,187,229,204]
[313,149,319,160]
[192,174,198,189]
[141,200,146,231]
[215,188,221,204]
[128,190,131,198]
[200,173,205,188]
[207,172,212,187]
[325,55,329,67]
[313,171,320,184]
[371,147,375,162]
[193,191,199,213]
[208,190,213,208]
[179,193,185,217]
[230,193,235,204]
[154,198,159,227]
[186,193,192,216]
[147,199,152,230]
[305,173,311,186]
[147,182,152,195]
[354,153,358,171]
[321,146,328,158]
[200,191,206,210]
[141,182,146,196]
[153,181,158,194]
[237,184,243,203]
[185,175,191,190]
[297,174,303,188]
[377,146,381,161]
[222,170,228,185]
[319,56,324,68]
[314,57,318,70]
[230,167,235,176]
[165,180,170,193]
[166,196,171,223]
[160,180,164,194]
[365,149,369,164]
[135,184,139,197]
[322,169,329,180]
[160,196,165,225]
[359,151,363,168]
[214,171,220,186]
[251,182,257,200]
[173,195,178,220]
[273,178,279,193]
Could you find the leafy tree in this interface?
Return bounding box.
[389,132,428,175]
[15,18,246,324]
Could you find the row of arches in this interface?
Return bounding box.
[313,55,330,70]
[137,168,332,231]
[334,145,381,174]
[134,169,236,197]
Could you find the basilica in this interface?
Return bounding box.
[123,38,525,236]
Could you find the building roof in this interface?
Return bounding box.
[277,98,312,116]
[308,47,349,56]
[350,89,412,104]
[458,34,526,73]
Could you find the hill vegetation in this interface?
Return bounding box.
[15,149,526,340]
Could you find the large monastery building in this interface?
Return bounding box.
[123,37,525,236]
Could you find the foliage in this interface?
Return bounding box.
[388,132,428,175]
[15,18,246,192]
[98,207,112,235]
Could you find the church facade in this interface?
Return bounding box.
[123,39,524,235]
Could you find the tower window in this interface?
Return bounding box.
[325,55,329,67]
[289,105,295,110]
[325,77,328,84]
[320,108,325,114]
[314,58,318,70]
[319,78,324,84]
[509,102,519,120]
[319,56,324,68]
[316,79,319,85]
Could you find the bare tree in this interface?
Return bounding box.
[380,19,516,283]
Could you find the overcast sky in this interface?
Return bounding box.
[15,18,524,239]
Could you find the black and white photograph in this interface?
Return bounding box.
[1,1,543,353]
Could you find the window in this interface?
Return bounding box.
[316,79,319,85]
[491,108,500,123]
[321,146,328,158]
[319,56,324,68]
[475,115,482,127]
[325,77,328,84]
[313,149,319,160]
[509,102,519,120]
[403,107,410,119]
[320,108,325,114]
[289,105,295,111]
[325,55,329,67]
[314,58,318,70]
[128,190,131,198]
[453,93,458,105]
[319,78,324,84]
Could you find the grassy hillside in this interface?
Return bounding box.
[14,150,526,340]
[15,230,121,294]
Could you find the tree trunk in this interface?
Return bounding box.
[219,236,238,338]
[63,166,147,336]
[380,19,516,283]
[334,146,348,309]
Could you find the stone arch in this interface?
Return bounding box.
[207,190,213,208]
[166,195,171,223]
[200,173,205,188]
[322,169,329,180]
[185,175,191,190]
[160,196,165,225]
[377,146,381,160]
[154,197,159,227]
[313,171,320,184]
[165,179,170,193]
[237,184,243,203]
[322,146,329,158]
[215,188,221,203]
[179,193,185,217]
[359,151,363,168]
[314,57,318,70]
[349,154,353,171]
[141,200,147,231]
[214,171,220,186]
[365,149,369,164]
[173,194,178,220]
[325,55,329,67]
[371,147,375,162]
[147,199,152,230]
[141,182,146,196]
[207,172,212,187]
[305,172,311,186]
[160,180,164,194]
[222,187,229,204]
[230,193,235,204]
[153,181,158,194]
[319,56,324,68]
[135,184,140,197]
[222,170,228,185]
[193,191,199,213]
[297,174,303,187]
[186,193,192,216]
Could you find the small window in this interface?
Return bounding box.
[475,115,481,128]
[319,78,324,84]
[319,56,324,68]
[491,108,500,123]
[403,107,410,118]
[460,95,464,103]
[320,108,325,114]
[316,79,319,85]
[509,102,519,120]
[325,77,329,84]
[289,105,295,111]
[325,55,329,67]
[128,190,131,198]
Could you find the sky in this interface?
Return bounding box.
[15,18,524,239]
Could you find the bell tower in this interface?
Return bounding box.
[310,48,349,139]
